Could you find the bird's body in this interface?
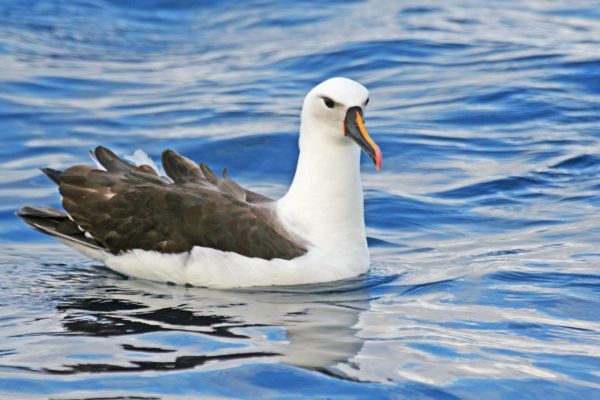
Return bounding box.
[18,78,381,288]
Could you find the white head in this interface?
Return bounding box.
[280,77,379,257]
[300,77,382,170]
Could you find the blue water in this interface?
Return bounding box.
[1,0,600,398]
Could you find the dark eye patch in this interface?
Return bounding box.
[323,97,335,108]
[365,97,369,106]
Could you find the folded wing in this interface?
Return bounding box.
[29,147,307,261]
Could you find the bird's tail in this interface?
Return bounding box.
[16,206,108,260]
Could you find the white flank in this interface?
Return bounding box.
[102,246,369,289]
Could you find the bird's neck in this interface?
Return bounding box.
[278,120,367,250]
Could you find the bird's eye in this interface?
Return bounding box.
[323,97,335,108]
[365,98,370,106]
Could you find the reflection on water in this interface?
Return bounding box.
[1,245,372,372]
[48,271,378,377]
[1,0,600,398]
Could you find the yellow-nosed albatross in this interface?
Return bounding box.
[18,77,382,288]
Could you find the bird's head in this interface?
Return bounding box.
[301,77,382,171]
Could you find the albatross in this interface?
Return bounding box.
[17,77,382,288]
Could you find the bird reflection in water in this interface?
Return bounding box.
[47,267,396,380]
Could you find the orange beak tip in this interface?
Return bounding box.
[375,151,383,171]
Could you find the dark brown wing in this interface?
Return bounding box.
[161,149,272,203]
[47,147,306,260]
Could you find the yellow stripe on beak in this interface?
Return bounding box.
[356,111,382,170]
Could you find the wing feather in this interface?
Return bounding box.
[94,146,137,173]
[50,147,306,260]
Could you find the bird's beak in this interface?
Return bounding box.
[344,106,382,171]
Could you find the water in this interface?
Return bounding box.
[1,0,600,398]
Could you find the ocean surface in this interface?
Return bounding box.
[1,1,600,399]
